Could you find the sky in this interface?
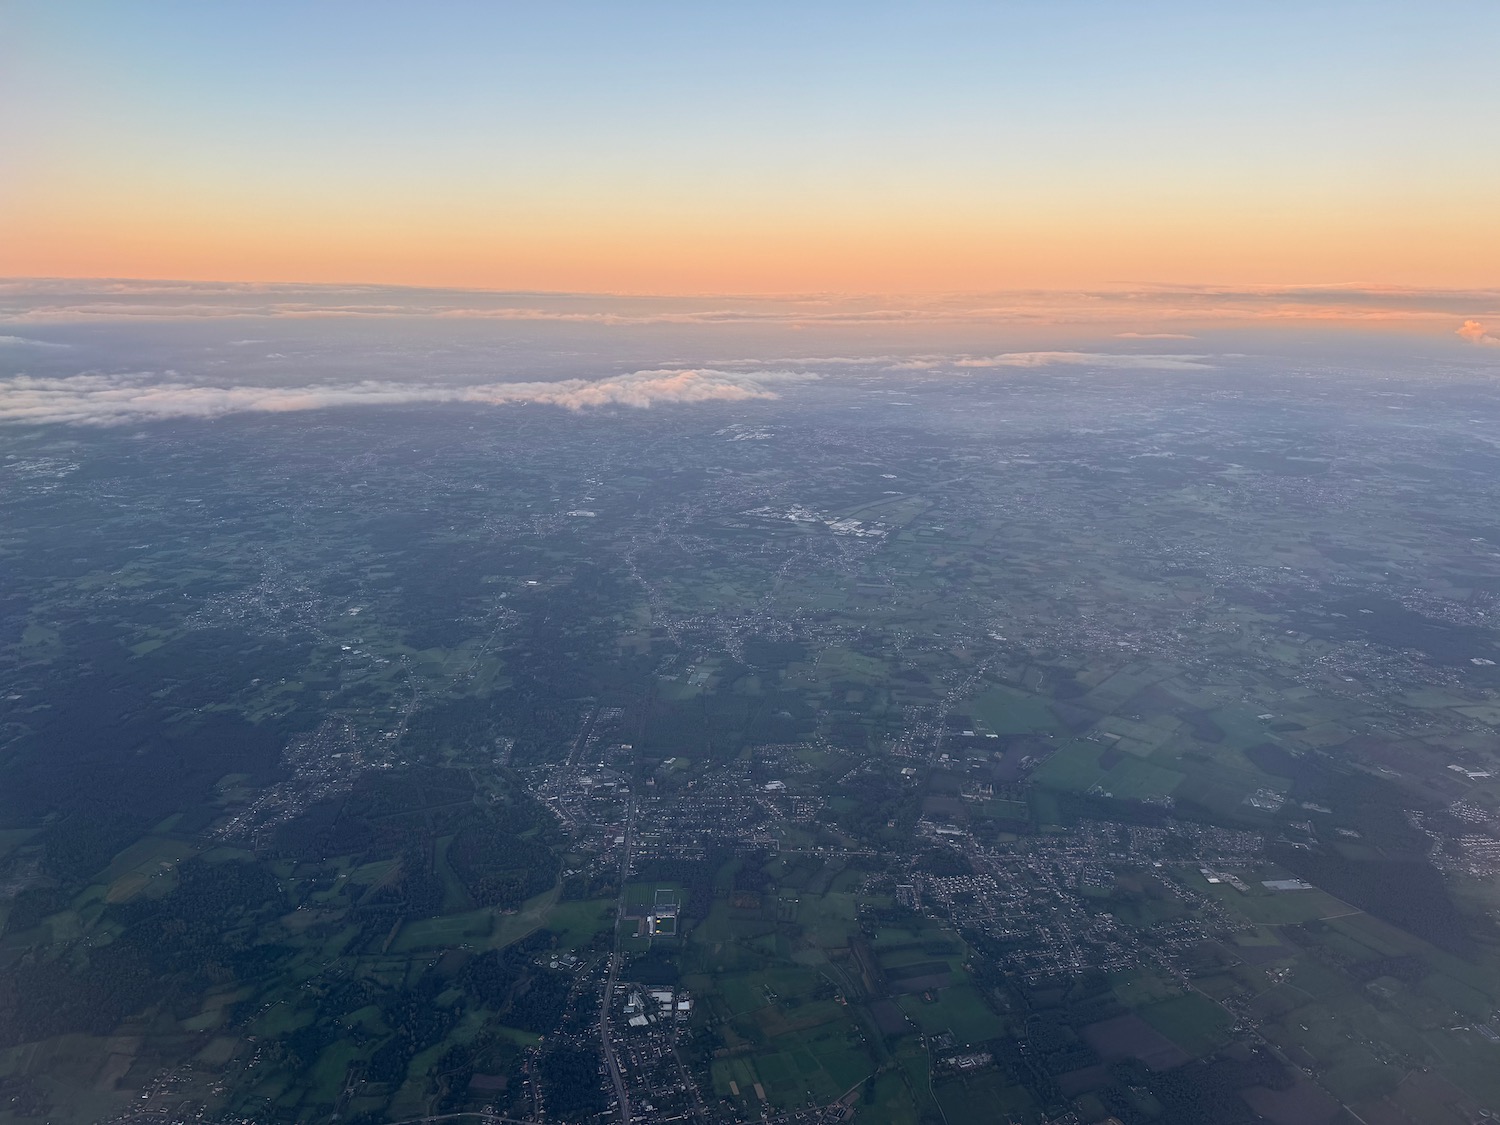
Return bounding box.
[2,1,1499,296]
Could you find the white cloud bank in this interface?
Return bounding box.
[0,368,812,427]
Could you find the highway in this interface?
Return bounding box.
[600,793,637,1124]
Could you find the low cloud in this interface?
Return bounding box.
[955,351,1212,370]
[714,355,914,368]
[1457,320,1500,347]
[794,351,1213,372]
[0,334,68,347]
[0,368,813,427]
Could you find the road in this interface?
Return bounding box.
[381,1113,536,1125]
[671,1040,710,1123]
[600,793,637,1124]
[566,706,600,769]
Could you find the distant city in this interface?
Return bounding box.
[3,337,1500,1125]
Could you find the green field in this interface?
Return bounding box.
[1030,740,1104,791]
[935,1072,1037,1125]
[393,909,494,951]
[711,1018,874,1109]
[897,984,1006,1045]
[971,687,1062,735]
[1096,754,1185,799]
[1207,878,1355,924]
[1138,993,1233,1054]
[545,897,616,948]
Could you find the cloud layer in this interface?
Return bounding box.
[0,368,811,427]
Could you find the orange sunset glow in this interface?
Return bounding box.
[3,3,1498,297]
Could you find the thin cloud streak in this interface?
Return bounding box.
[884,352,1213,371]
[3,280,1499,330]
[0,335,68,347]
[0,368,814,427]
[959,352,1212,370]
[706,352,1214,372]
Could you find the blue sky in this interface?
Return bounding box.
[3,1,1498,291]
